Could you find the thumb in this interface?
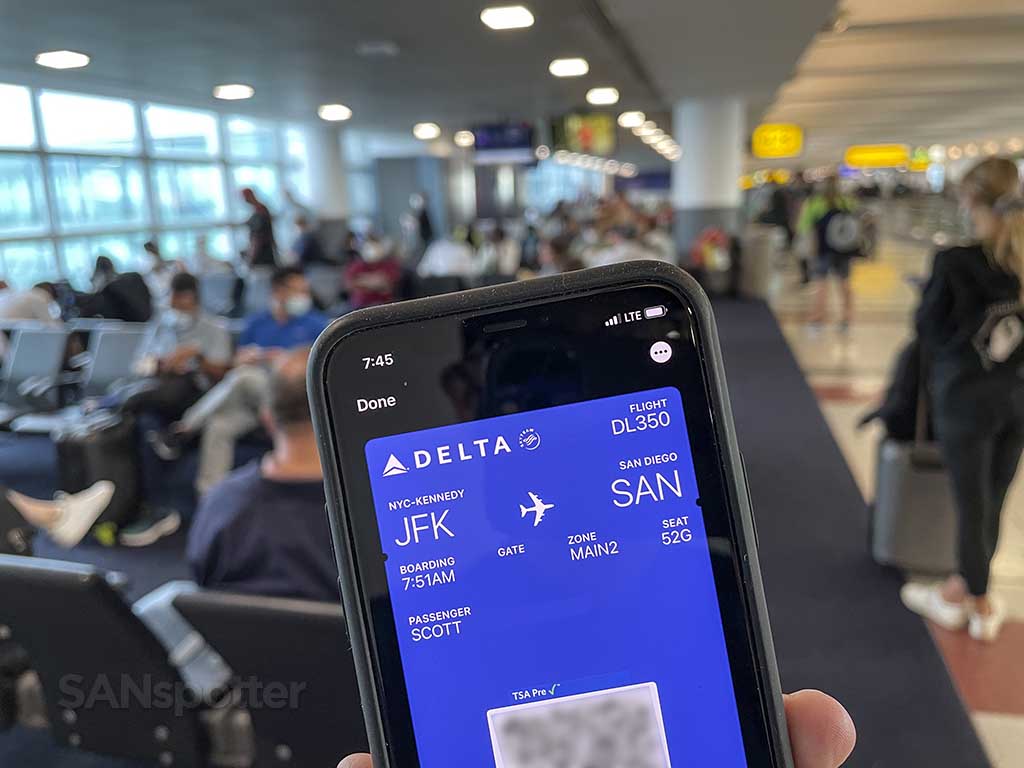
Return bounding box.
[338,755,373,768]
[785,690,856,768]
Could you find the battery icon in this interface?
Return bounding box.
[644,305,667,320]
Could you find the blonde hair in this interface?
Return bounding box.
[962,157,1024,295]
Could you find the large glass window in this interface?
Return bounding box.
[0,84,37,148]
[0,155,49,236]
[230,165,281,216]
[0,240,59,288]
[152,162,226,225]
[0,83,307,288]
[39,91,140,154]
[49,156,148,232]
[159,227,233,269]
[144,104,220,158]
[60,234,148,290]
[226,117,278,160]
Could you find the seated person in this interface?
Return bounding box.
[416,227,476,278]
[121,272,232,421]
[114,273,232,546]
[77,255,154,322]
[290,214,332,267]
[148,267,328,495]
[0,481,114,554]
[186,347,336,601]
[0,281,60,359]
[344,236,402,309]
[141,239,181,307]
[477,225,521,276]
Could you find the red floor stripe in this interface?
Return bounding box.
[928,620,1024,716]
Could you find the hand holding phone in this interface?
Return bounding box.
[338,690,856,768]
[311,263,805,767]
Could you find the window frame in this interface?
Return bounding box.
[0,83,311,288]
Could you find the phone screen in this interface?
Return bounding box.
[323,283,779,767]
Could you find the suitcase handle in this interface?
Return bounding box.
[913,353,945,470]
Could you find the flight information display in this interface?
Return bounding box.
[364,387,748,767]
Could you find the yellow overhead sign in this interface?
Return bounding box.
[752,124,804,159]
[844,144,910,169]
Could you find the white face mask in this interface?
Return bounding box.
[166,309,195,330]
[362,242,388,263]
[284,294,313,317]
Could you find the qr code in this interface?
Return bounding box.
[487,683,671,768]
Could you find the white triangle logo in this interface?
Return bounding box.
[383,454,409,477]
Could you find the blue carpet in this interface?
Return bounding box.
[715,300,988,767]
[0,300,988,767]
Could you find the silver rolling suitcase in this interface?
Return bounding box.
[870,392,958,574]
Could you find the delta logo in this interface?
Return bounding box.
[382,435,518,478]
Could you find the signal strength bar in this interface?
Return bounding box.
[604,314,622,327]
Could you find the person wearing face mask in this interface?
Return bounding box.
[345,235,402,309]
[146,267,328,497]
[105,273,232,544]
[901,158,1024,642]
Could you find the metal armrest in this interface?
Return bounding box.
[16,671,48,729]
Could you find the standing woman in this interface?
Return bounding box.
[903,157,1024,641]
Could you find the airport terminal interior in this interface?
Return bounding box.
[1,0,1024,765]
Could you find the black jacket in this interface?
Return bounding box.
[916,245,1021,392]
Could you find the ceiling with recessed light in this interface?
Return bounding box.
[0,0,836,160]
[763,0,1024,165]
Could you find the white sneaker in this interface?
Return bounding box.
[968,600,1006,643]
[49,481,115,548]
[900,582,968,630]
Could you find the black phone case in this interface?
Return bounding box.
[308,261,794,768]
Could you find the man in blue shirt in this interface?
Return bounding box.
[148,267,329,494]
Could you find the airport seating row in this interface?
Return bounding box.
[0,555,368,767]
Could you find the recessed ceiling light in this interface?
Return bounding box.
[642,131,664,145]
[948,146,963,160]
[965,142,979,158]
[213,84,255,100]
[636,121,658,136]
[454,130,476,148]
[35,50,90,70]
[586,87,619,106]
[535,145,551,160]
[983,140,1000,156]
[317,103,353,122]
[1007,138,1024,153]
[481,5,535,30]
[603,160,621,174]
[656,137,675,150]
[617,111,646,129]
[619,163,638,178]
[356,40,400,57]
[548,58,589,77]
[554,150,570,163]
[413,122,441,140]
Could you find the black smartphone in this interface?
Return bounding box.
[309,262,792,768]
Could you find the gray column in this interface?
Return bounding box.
[304,123,348,221]
[671,98,744,258]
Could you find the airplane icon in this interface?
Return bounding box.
[520,492,554,527]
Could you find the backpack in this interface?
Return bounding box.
[817,208,863,257]
[973,300,1024,370]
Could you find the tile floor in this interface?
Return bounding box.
[769,237,1024,767]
